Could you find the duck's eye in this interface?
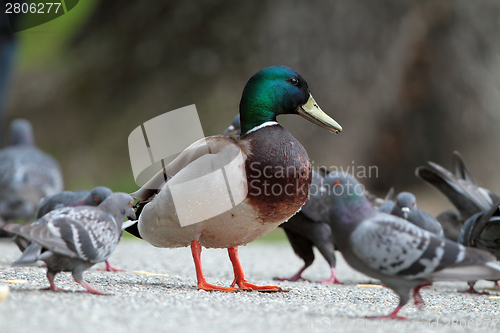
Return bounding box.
[290,77,299,86]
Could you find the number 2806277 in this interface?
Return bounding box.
[5,2,62,14]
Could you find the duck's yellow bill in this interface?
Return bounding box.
[298,94,342,134]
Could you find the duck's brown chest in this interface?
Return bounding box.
[243,125,312,223]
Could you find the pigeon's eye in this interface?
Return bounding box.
[129,201,133,207]
[396,201,399,206]
[412,202,416,207]
[94,195,99,201]
[290,77,299,86]
[333,180,341,187]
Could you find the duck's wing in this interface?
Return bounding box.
[131,136,247,201]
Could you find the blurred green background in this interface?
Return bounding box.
[3,0,500,233]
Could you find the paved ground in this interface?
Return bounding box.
[1,238,500,333]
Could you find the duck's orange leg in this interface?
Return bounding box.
[191,240,238,292]
[228,246,288,292]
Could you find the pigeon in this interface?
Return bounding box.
[0,119,63,235]
[3,193,136,295]
[389,192,444,236]
[378,189,443,236]
[416,151,500,239]
[35,187,113,219]
[323,173,500,319]
[457,202,500,293]
[274,170,341,284]
[13,186,113,252]
[13,186,120,272]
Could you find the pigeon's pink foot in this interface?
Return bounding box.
[367,305,406,320]
[318,267,342,284]
[74,278,109,295]
[98,260,123,272]
[42,271,68,292]
[413,283,431,307]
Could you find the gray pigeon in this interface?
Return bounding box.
[36,187,113,219]
[275,170,340,284]
[323,173,500,319]
[19,186,120,272]
[3,193,135,295]
[389,192,444,236]
[0,119,63,235]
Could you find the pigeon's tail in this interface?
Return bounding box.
[416,162,493,219]
[11,242,43,267]
[452,151,476,184]
[431,247,500,281]
[12,235,31,252]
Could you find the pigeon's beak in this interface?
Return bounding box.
[298,94,342,134]
[126,208,137,221]
[401,207,410,220]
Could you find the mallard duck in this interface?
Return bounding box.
[126,66,342,292]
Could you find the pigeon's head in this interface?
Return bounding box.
[10,119,34,146]
[99,193,136,224]
[395,192,417,219]
[238,66,342,135]
[90,187,113,205]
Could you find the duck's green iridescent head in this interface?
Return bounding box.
[239,66,342,135]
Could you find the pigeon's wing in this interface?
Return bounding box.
[416,163,493,219]
[418,210,444,237]
[5,207,120,263]
[349,213,498,281]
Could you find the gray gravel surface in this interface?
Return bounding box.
[1,238,500,333]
